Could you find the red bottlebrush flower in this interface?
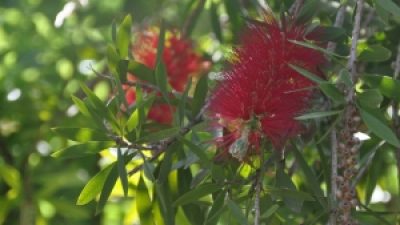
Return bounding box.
[125,28,209,124]
[208,17,325,160]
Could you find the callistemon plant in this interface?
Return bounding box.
[125,28,209,124]
[208,16,325,161]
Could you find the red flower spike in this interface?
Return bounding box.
[125,28,208,124]
[208,17,325,160]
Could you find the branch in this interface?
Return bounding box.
[127,103,207,176]
[329,128,338,225]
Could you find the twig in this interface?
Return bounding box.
[182,0,207,38]
[326,3,346,53]
[347,0,364,89]
[127,102,207,176]
[254,178,261,225]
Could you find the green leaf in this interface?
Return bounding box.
[181,138,212,167]
[296,0,319,24]
[107,44,120,71]
[77,163,114,205]
[127,109,139,132]
[295,110,342,120]
[318,26,346,41]
[157,142,180,184]
[127,61,155,84]
[275,167,304,212]
[320,82,345,103]
[289,39,346,58]
[80,83,119,130]
[154,182,175,225]
[51,142,115,159]
[261,204,280,219]
[51,127,111,142]
[291,144,327,209]
[117,148,128,197]
[71,95,90,117]
[116,15,132,59]
[363,74,400,101]
[155,61,168,94]
[357,89,383,108]
[210,2,223,43]
[375,0,400,20]
[205,192,226,225]
[223,0,242,39]
[289,64,325,84]
[139,127,180,143]
[136,175,154,225]
[173,183,222,206]
[338,69,353,87]
[359,45,391,62]
[178,77,192,127]
[192,75,208,117]
[226,199,248,225]
[155,21,166,65]
[359,108,400,147]
[96,164,119,214]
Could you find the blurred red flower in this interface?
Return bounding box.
[125,28,209,124]
[209,18,325,161]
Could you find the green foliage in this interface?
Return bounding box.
[2,0,400,225]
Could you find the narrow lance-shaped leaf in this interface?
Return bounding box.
[192,75,208,117]
[173,183,222,206]
[51,142,115,159]
[117,148,128,197]
[51,127,112,142]
[116,14,132,59]
[359,107,400,147]
[136,174,153,225]
[289,64,325,84]
[295,110,342,120]
[77,163,114,205]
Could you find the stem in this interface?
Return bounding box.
[254,178,261,225]
[347,0,363,87]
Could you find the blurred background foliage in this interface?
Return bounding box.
[1,0,400,225]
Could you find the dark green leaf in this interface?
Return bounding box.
[154,182,175,225]
[205,192,226,225]
[71,95,90,117]
[181,138,212,167]
[338,69,353,87]
[357,89,383,108]
[210,2,223,42]
[363,74,400,101]
[127,61,155,84]
[139,127,180,143]
[359,107,400,147]
[77,163,114,205]
[359,45,391,62]
[96,164,118,214]
[137,175,154,225]
[289,40,346,58]
[261,204,279,219]
[192,75,208,117]
[117,148,128,196]
[276,167,304,212]
[155,61,168,94]
[127,109,139,132]
[158,142,180,184]
[291,144,327,208]
[51,142,115,159]
[178,77,192,127]
[318,26,346,41]
[173,183,222,206]
[226,199,248,225]
[375,0,400,19]
[51,127,111,142]
[295,110,342,120]
[320,82,345,103]
[116,15,132,59]
[289,64,325,84]
[296,0,319,24]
